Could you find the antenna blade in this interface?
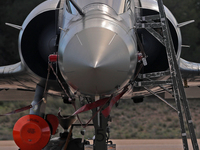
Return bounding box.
[177,20,195,28]
[5,23,22,30]
[181,45,190,48]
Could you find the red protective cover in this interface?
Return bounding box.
[46,114,59,135]
[13,114,51,150]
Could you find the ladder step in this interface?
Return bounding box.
[135,80,172,87]
[136,22,162,28]
[138,71,170,79]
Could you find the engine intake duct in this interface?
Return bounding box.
[138,9,178,73]
[20,10,58,79]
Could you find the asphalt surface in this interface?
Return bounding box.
[1,139,200,150]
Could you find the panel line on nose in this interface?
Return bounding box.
[108,33,116,45]
[76,34,83,45]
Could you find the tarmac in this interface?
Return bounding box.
[1,139,200,150]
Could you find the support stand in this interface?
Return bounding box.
[30,84,46,118]
[135,0,199,149]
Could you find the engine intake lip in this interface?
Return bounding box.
[19,10,57,79]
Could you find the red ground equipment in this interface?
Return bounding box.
[13,114,58,150]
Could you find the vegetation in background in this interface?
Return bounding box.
[0,96,200,140]
[163,0,200,62]
[0,0,44,65]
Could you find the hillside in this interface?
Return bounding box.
[0,95,200,140]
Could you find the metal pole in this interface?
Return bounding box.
[30,84,46,118]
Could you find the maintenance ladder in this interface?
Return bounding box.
[135,0,199,149]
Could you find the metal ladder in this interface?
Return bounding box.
[135,0,199,149]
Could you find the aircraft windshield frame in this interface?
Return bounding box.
[66,0,129,14]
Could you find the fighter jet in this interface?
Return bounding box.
[0,0,199,149]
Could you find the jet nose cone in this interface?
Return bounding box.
[59,27,136,95]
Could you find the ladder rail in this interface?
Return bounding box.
[157,0,199,149]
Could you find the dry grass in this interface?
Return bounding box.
[0,96,200,140]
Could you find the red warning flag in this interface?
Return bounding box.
[72,97,109,116]
[72,87,128,118]
[102,88,128,118]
